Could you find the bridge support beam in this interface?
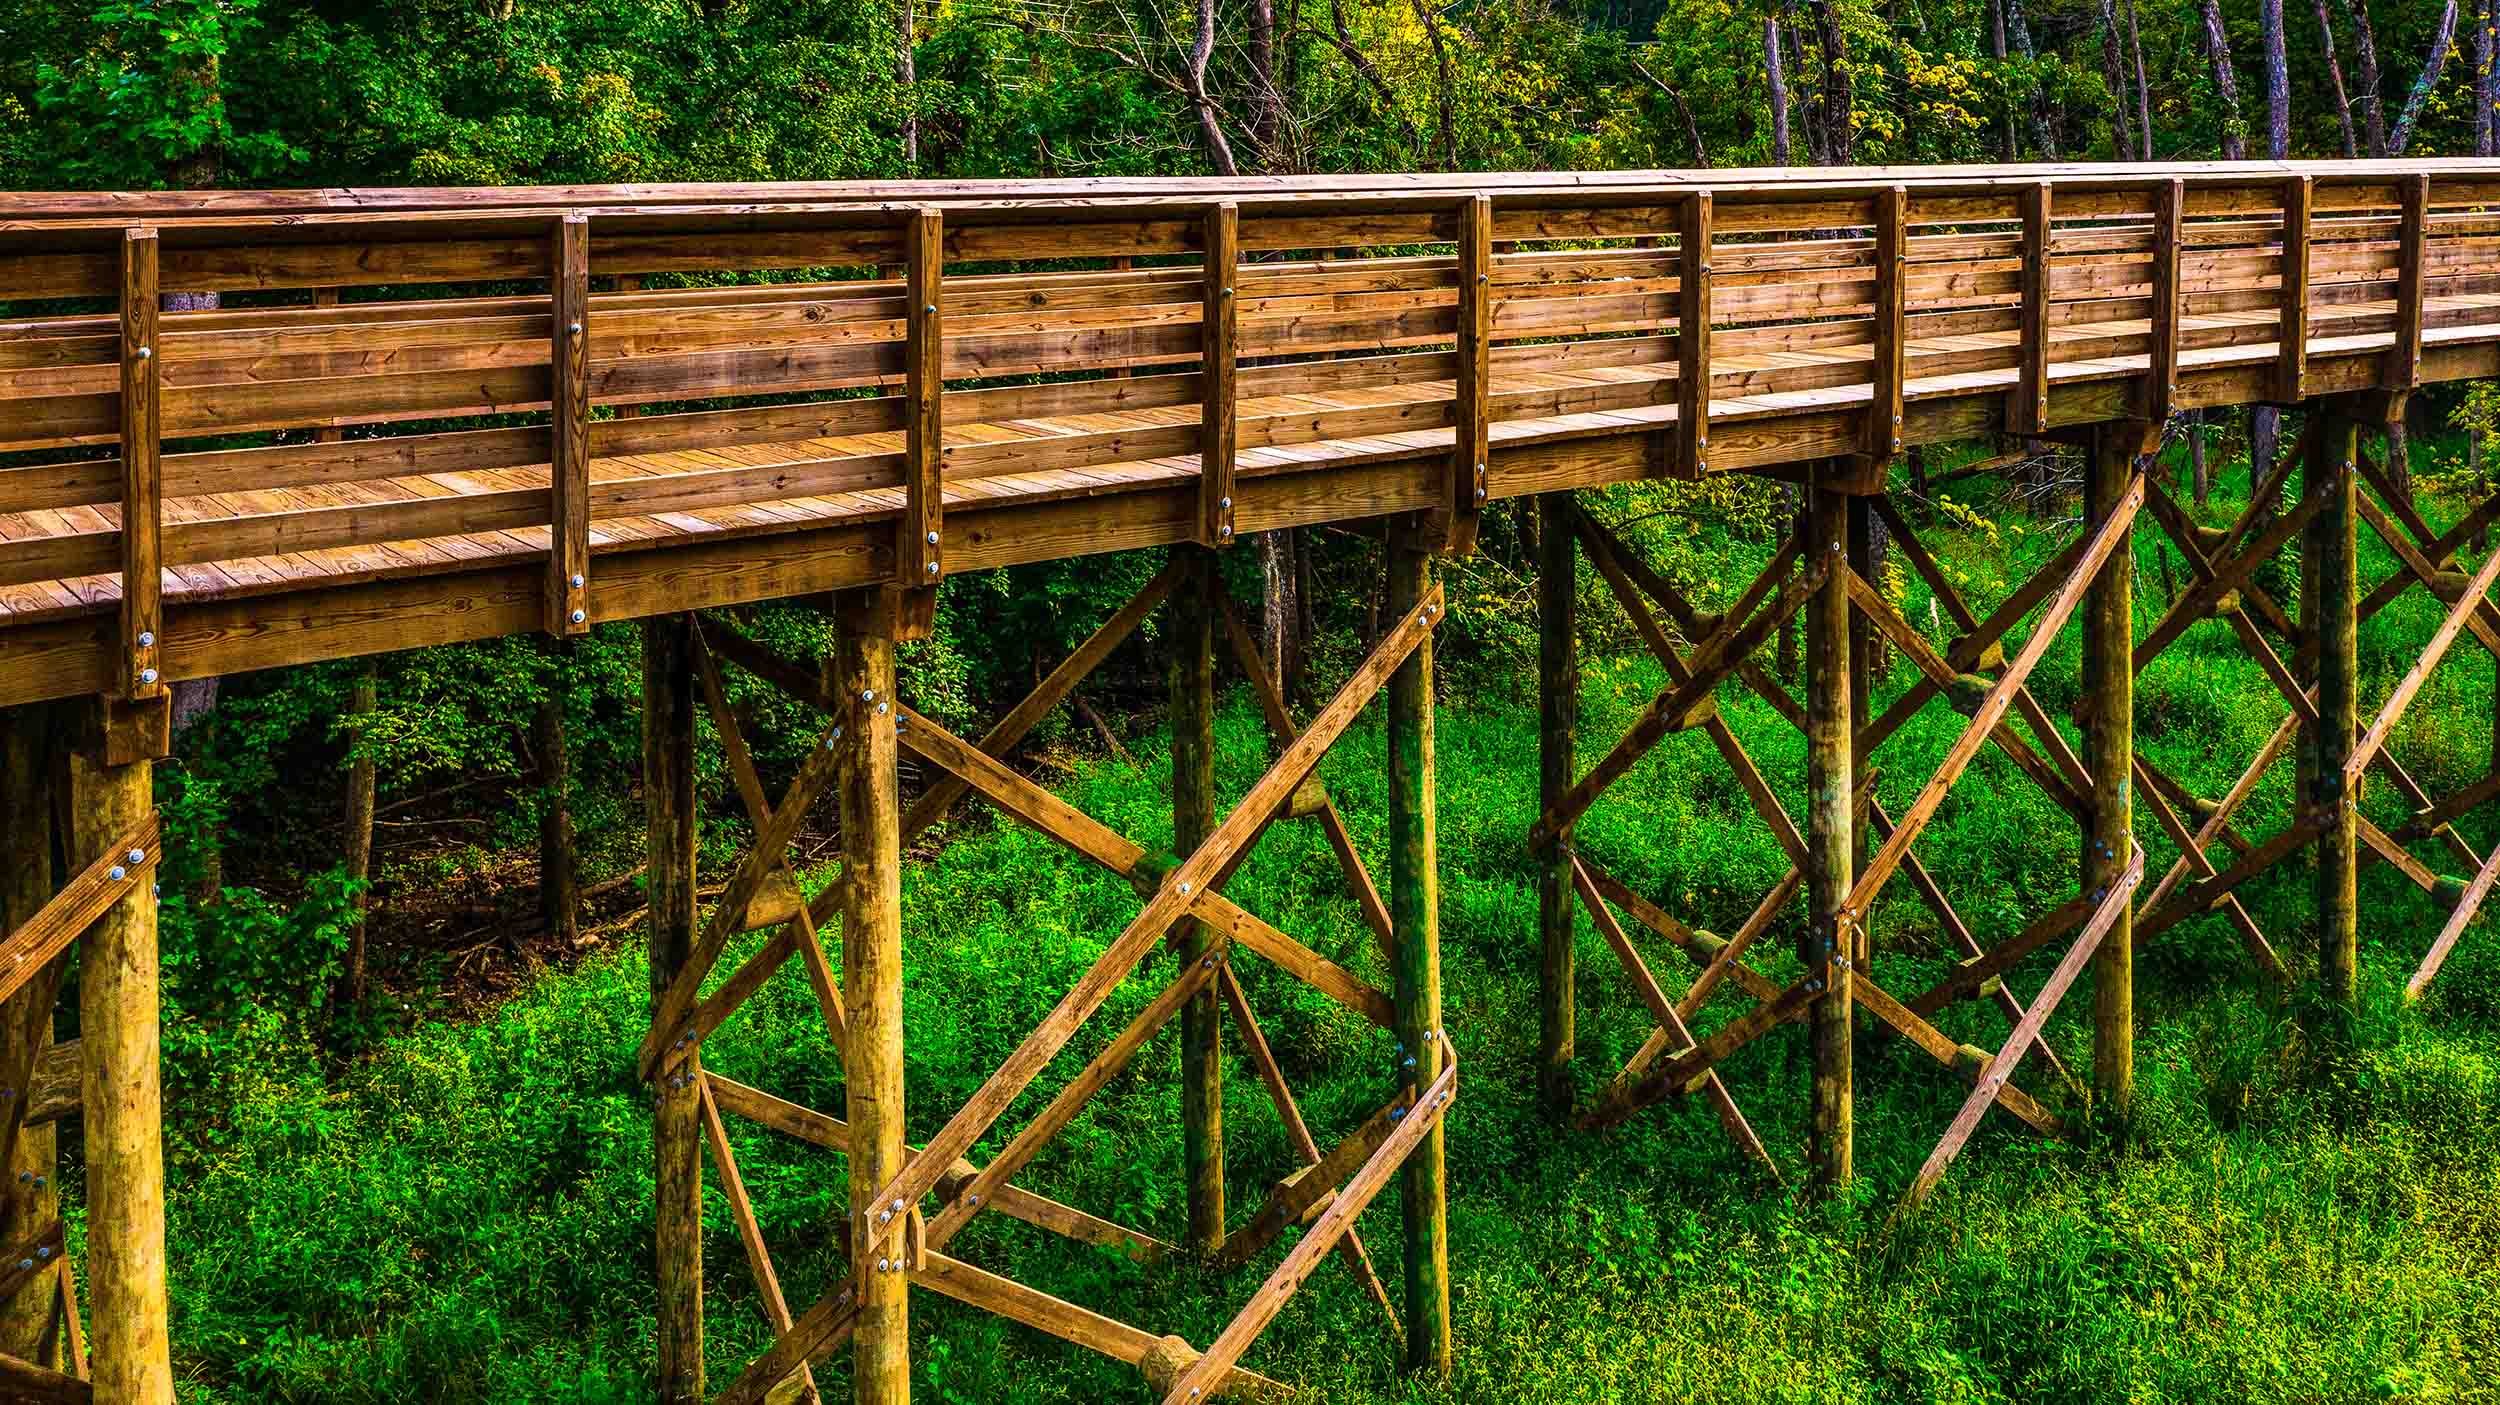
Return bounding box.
[1536,493,1579,1120]
[835,589,910,1405]
[644,616,705,1404]
[74,704,173,1403]
[1170,548,1226,1257]
[1802,480,1855,1192]
[2306,409,2362,1024]
[2086,424,2143,1117]
[1389,527,1452,1376]
[0,705,64,1368]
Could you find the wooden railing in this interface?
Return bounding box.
[3,161,2499,706]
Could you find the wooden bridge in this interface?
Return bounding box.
[2,158,2499,1402]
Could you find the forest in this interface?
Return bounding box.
[5,0,2500,1401]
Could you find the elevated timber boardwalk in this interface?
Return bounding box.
[1,159,2498,1402]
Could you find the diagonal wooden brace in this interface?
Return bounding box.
[0,815,158,1009]
[2344,531,2500,792]
[1845,472,2143,932]
[1569,859,1778,1173]
[899,706,1394,1026]
[1162,1052,1457,1405]
[853,587,1443,1263]
[1574,510,1807,861]
[1896,845,2143,1215]
[1530,551,1825,851]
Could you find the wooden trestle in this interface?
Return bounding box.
[5,159,2500,1398]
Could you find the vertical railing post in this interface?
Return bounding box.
[644,615,704,1405]
[73,720,173,1403]
[2387,173,2429,392]
[2278,176,2313,404]
[836,589,910,1404]
[1200,202,1240,547]
[1536,492,1578,1119]
[1388,526,1450,1375]
[2013,181,2052,437]
[1803,477,1853,1192]
[1865,185,1907,463]
[2085,423,2139,1117]
[120,229,163,708]
[2148,179,2183,425]
[548,214,590,637]
[1444,194,1492,553]
[2307,410,2361,1022]
[899,207,944,639]
[1170,548,1225,1255]
[1675,191,1714,479]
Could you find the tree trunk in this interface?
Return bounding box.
[1810,0,1854,162]
[1247,0,1285,163]
[1261,529,1303,703]
[2203,0,2249,158]
[2388,0,2461,155]
[341,660,377,1004]
[2124,0,2154,158]
[2313,0,2360,156]
[898,0,919,169]
[1767,14,1794,164]
[2336,0,2387,155]
[2006,0,2057,155]
[2261,0,2292,159]
[2479,0,2499,157]
[1408,0,1460,170]
[1989,0,2015,159]
[536,646,577,952]
[2098,0,2136,158]
[1188,0,1241,175]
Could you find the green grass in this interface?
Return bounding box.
[145,458,2500,1404]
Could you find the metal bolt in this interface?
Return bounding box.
[570,573,584,589]
[1475,485,1489,500]
[924,304,936,315]
[829,725,844,741]
[570,609,586,625]
[109,866,125,882]
[862,689,876,703]
[876,700,889,714]
[567,321,583,336]
[878,1209,892,1224]
[1806,978,1824,994]
[14,1260,27,1272]
[135,346,153,360]
[1219,524,1233,538]
[128,848,145,864]
[1222,286,1234,297]
[925,530,940,545]
[1178,881,1193,895]
[1218,495,1232,510]
[925,561,940,576]
[137,630,154,647]
[877,1257,891,1272]
[893,1199,905,1213]
[140,667,158,685]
